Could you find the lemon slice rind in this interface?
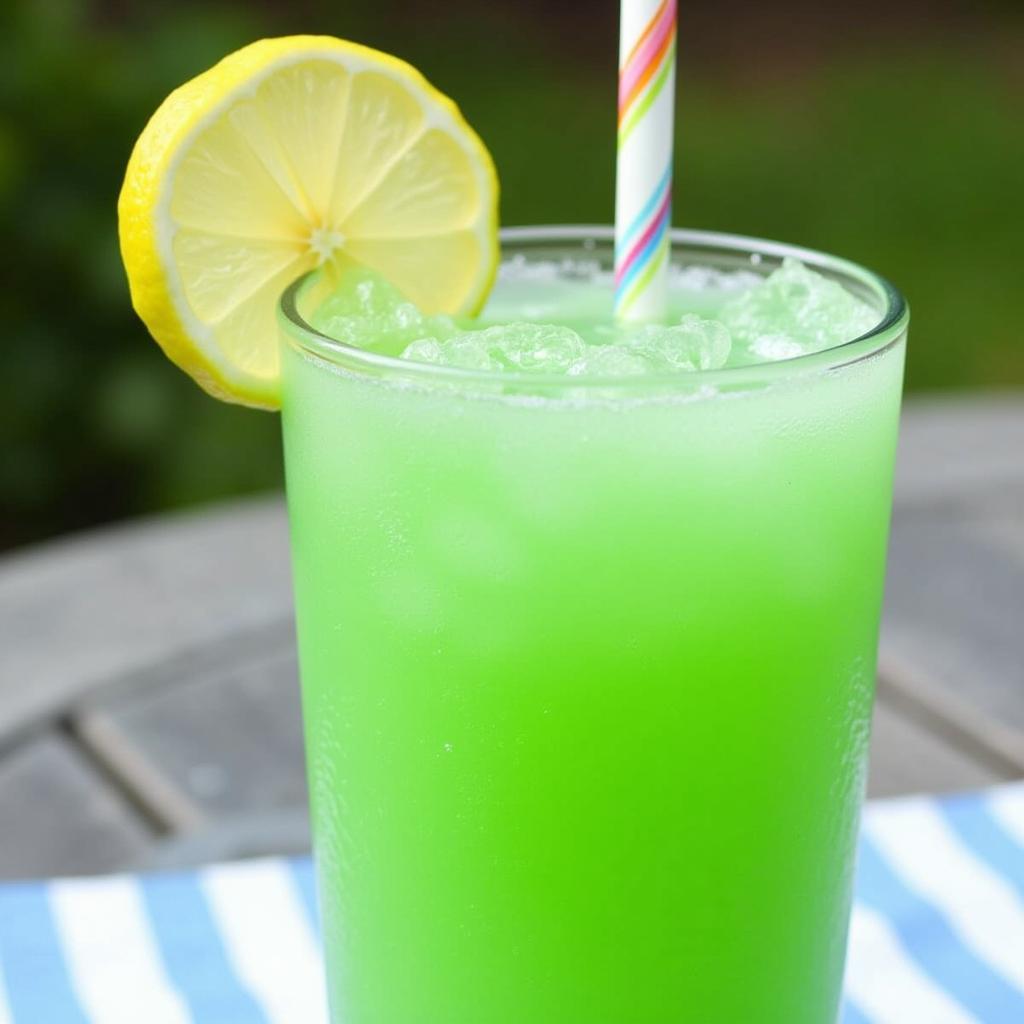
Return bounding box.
[118,36,499,409]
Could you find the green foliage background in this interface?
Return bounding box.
[2,0,1022,548]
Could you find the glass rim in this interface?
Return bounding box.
[278,225,909,392]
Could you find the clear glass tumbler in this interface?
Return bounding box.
[278,227,908,1024]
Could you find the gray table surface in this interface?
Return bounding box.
[1,396,1022,879]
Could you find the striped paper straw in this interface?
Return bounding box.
[614,0,678,322]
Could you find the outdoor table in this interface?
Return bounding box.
[0,395,1022,1020]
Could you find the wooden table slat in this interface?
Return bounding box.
[0,734,153,879]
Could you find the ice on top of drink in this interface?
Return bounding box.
[307,256,880,377]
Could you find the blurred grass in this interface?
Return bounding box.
[1,0,1022,548]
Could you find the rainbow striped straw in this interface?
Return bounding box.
[614,0,678,322]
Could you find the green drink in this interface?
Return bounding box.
[279,228,908,1023]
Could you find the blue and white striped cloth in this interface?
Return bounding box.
[1,783,1022,1023]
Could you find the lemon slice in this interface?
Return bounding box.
[118,36,499,409]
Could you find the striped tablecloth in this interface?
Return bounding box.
[1,783,1022,1023]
